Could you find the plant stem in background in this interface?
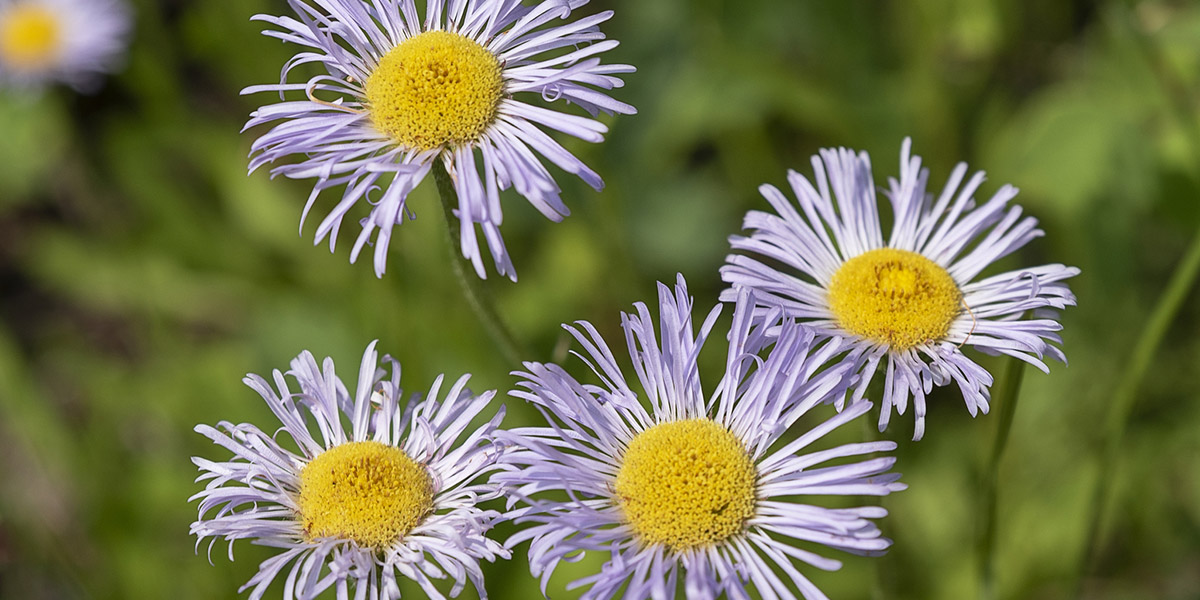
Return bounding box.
[431,160,527,367]
[977,357,1026,600]
[1076,227,1200,592]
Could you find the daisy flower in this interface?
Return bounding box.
[721,138,1079,440]
[190,341,509,600]
[245,0,636,280]
[498,276,904,600]
[0,0,129,91]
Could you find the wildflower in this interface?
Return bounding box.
[499,276,904,599]
[191,342,508,599]
[0,0,129,91]
[722,139,1079,439]
[246,0,635,280]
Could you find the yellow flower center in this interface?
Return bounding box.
[297,441,434,550]
[614,419,757,552]
[365,30,504,151]
[0,4,61,70]
[827,248,962,350]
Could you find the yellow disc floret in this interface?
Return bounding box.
[297,441,434,550]
[365,30,504,151]
[827,248,962,350]
[614,418,757,552]
[0,4,61,71]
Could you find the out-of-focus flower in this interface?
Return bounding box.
[246,0,635,280]
[0,0,129,91]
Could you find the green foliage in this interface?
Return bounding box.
[1,0,1199,599]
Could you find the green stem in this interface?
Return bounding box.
[431,160,527,368]
[1075,228,1200,590]
[977,357,1026,600]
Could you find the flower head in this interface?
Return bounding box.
[0,0,129,91]
[498,276,904,600]
[246,0,636,280]
[722,138,1080,439]
[190,341,509,600]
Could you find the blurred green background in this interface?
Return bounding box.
[2,0,1199,598]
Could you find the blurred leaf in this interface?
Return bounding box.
[0,93,68,204]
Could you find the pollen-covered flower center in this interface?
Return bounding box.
[0,4,61,70]
[827,248,962,350]
[614,419,757,552]
[365,30,503,151]
[297,441,434,549]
